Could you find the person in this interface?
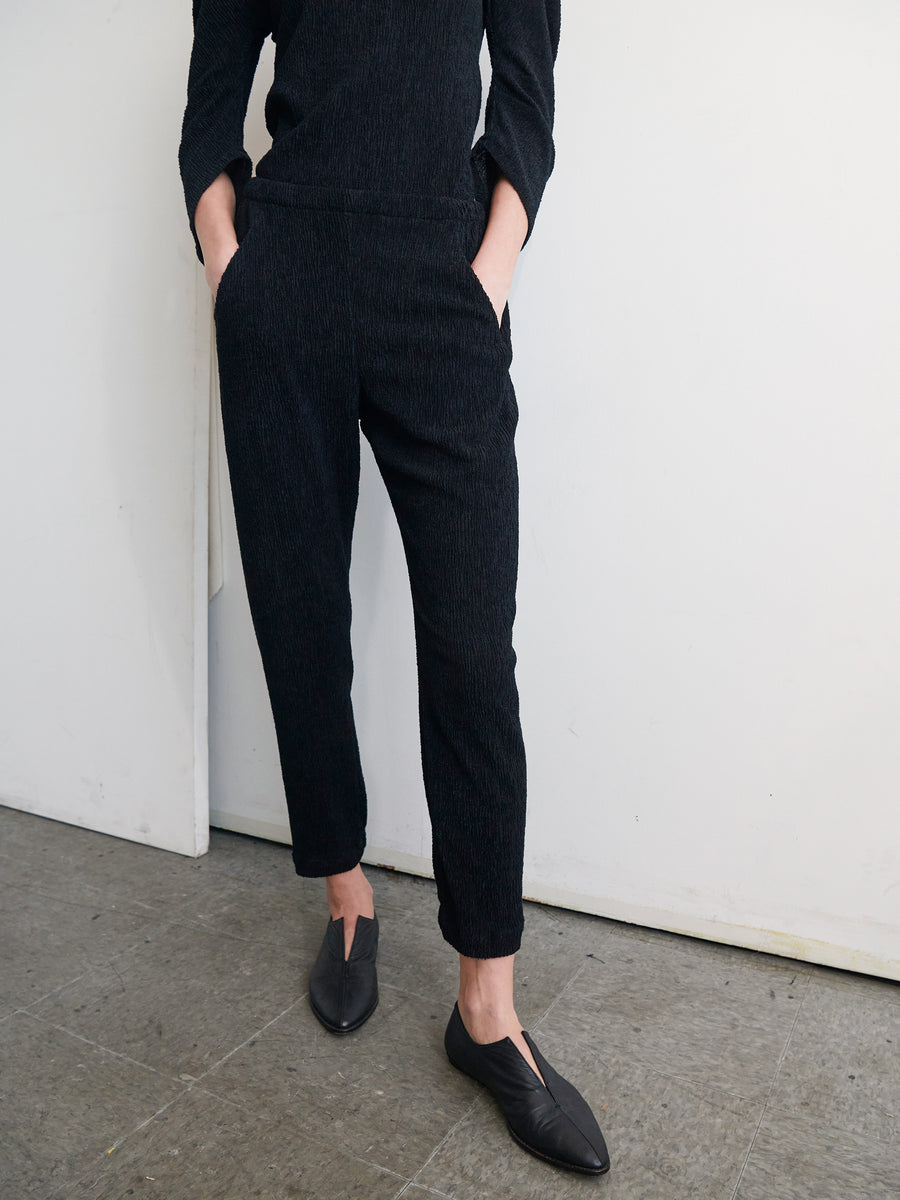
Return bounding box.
[178,0,609,1177]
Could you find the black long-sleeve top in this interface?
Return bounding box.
[178,0,561,265]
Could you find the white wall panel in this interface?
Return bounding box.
[0,3,209,856]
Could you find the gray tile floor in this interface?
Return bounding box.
[1,803,897,1200]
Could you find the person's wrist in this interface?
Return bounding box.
[472,255,512,296]
[471,247,516,321]
[200,225,239,265]
[202,232,240,295]
[195,173,239,267]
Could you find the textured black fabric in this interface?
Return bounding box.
[178,0,561,264]
[179,1,562,959]
[213,180,527,958]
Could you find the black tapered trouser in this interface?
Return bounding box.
[213,177,526,958]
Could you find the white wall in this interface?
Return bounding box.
[0,3,210,856]
[210,3,900,979]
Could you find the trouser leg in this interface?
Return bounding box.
[213,197,368,877]
[355,205,527,958]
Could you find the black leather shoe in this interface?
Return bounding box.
[444,1002,610,1176]
[308,913,379,1034]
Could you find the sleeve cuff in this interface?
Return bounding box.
[470,136,549,248]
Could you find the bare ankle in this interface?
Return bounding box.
[325,864,374,921]
[458,954,516,1016]
[458,990,514,1019]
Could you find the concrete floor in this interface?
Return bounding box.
[0,803,897,1199]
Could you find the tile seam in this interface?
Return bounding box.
[728,970,813,1200]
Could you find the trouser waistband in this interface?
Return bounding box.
[244,176,485,222]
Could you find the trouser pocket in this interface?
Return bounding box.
[457,210,513,353]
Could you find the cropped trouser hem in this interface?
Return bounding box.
[292,845,366,879]
[439,912,525,960]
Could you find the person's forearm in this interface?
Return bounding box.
[195,171,239,272]
[471,176,529,320]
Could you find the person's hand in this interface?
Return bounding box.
[205,236,240,302]
[195,172,241,301]
[469,250,513,327]
[469,175,528,327]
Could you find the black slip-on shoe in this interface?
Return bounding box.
[444,1001,610,1176]
[308,912,379,1035]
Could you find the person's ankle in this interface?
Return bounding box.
[329,904,374,925]
[326,884,374,923]
[457,991,516,1026]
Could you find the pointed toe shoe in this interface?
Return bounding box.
[308,912,379,1035]
[444,1002,610,1176]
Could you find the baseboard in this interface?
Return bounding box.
[209,810,899,982]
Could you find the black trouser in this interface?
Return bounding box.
[213,178,526,958]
